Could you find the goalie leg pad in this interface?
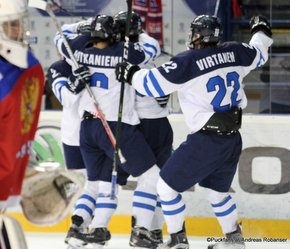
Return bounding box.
[21,170,84,226]
[0,215,28,249]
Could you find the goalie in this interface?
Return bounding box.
[0,0,83,248]
[0,0,44,248]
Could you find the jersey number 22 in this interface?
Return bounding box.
[207,71,241,112]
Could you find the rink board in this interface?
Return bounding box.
[7,213,290,238]
[9,111,290,238]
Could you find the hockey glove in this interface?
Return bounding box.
[155,95,170,108]
[250,15,272,38]
[67,66,91,94]
[115,61,140,84]
[77,18,93,35]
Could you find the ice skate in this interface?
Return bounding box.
[81,227,111,248]
[208,225,245,249]
[151,229,163,244]
[129,217,160,248]
[158,223,189,249]
[65,215,87,249]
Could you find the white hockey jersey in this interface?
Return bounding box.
[54,23,154,125]
[130,32,273,133]
[47,60,81,146]
[135,33,169,119]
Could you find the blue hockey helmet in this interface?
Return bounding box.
[187,15,222,49]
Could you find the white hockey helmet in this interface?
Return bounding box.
[0,0,30,68]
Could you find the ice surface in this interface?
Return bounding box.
[25,233,290,249]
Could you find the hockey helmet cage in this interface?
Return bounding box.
[113,11,142,41]
[187,15,222,49]
[0,0,30,68]
[90,14,114,40]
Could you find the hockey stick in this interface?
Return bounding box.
[28,0,126,164]
[214,0,221,16]
[111,0,133,199]
[161,50,174,57]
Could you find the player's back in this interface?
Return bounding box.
[158,40,265,133]
[78,42,143,125]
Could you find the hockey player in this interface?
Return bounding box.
[47,58,128,248]
[113,11,173,248]
[47,59,109,248]
[0,0,44,248]
[47,18,94,172]
[54,14,161,248]
[47,60,90,173]
[0,0,44,212]
[116,15,273,249]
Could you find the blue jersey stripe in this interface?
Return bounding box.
[143,76,154,97]
[53,80,67,103]
[143,43,158,58]
[256,47,265,68]
[148,71,165,96]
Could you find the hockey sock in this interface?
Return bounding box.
[132,165,159,230]
[90,181,118,228]
[207,189,238,234]
[157,177,186,234]
[150,197,164,231]
[73,180,99,228]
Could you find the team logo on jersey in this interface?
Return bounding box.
[21,77,40,134]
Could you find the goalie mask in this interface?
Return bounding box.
[21,169,85,226]
[0,0,30,68]
[187,15,222,49]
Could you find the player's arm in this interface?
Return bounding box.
[126,42,146,65]
[137,32,161,64]
[230,15,273,77]
[116,54,192,97]
[54,20,92,61]
[47,61,90,107]
[135,32,169,106]
[244,16,273,70]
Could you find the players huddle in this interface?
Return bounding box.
[46,11,273,249]
[48,11,173,249]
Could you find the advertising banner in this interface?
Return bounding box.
[35,0,112,17]
[32,112,290,220]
